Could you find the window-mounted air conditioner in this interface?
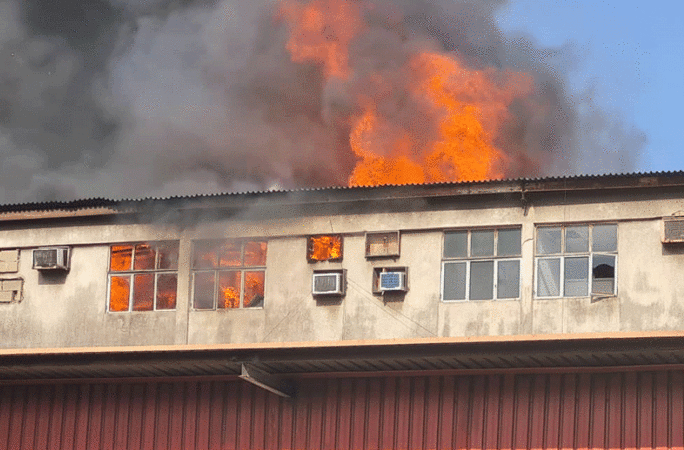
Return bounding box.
[663,218,684,243]
[379,271,407,292]
[312,271,345,296]
[33,247,70,270]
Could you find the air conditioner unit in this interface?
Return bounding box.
[379,271,407,292]
[33,247,70,270]
[312,271,345,296]
[663,218,684,243]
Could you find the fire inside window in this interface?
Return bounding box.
[307,235,343,262]
[192,239,267,309]
[108,242,179,312]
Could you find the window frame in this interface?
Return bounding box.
[365,231,400,258]
[107,241,179,313]
[191,239,267,310]
[441,227,522,302]
[534,224,618,299]
[306,235,343,263]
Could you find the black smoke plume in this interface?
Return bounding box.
[0,0,645,203]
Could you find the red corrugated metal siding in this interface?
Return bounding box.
[1,370,682,450]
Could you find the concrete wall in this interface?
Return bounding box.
[1,190,684,348]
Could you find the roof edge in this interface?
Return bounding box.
[3,170,684,216]
[2,330,683,358]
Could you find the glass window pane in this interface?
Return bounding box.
[537,258,561,297]
[443,262,466,300]
[497,229,521,256]
[564,257,589,297]
[156,274,177,310]
[157,242,179,270]
[219,241,242,267]
[444,231,467,258]
[244,271,265,308]
[193,241,218,268]
[537,228,562,255]
[244,241,267,266]
[565,226,589,253]
[497,260,520,299]
[469,260,494,300]
[593,224,617,252]
[193,272,215,310]
[133,273,154,311]
[133,243,155,270]
[109,275,130,311]
[218,271,241,309]
[592,254,616,295]
[471,231,494,257]
[110,245,132,271]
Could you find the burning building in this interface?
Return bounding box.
[0,0,659,446]
[0,171,683,447]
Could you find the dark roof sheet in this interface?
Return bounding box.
[2,333,684,382]
[3,170,684,215]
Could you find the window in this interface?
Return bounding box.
[535,224,617,298]
[192,239,266,309]
[307,235,342,262]
[442,228,521,301]
[108,242,179,312]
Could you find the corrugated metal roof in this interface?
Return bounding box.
[3,333,684,382]
[3,170,684,215]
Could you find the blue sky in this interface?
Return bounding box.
[496,0,684,173]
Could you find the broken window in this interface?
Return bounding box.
[191,239,266,310]
[535,224,617,298]
[442,228,521,301]
[108,241,179,312]
[307,235,342,262]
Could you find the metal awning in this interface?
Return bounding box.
[2,332,684,383]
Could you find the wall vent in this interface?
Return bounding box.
[663,218,684,243]
[312,271,345,296]
[365,231,400,258]
[33,247,70,270]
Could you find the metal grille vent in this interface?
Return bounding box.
[663,219,684,243]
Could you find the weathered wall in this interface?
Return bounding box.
[1,189,684,348]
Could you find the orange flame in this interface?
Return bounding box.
[308,235,342,261]
[277,0,363,79]
[244,271,265,307]
[278,0,535,186]
[219,271,241,308]
[109,275,130,312]
[350,53,533,186]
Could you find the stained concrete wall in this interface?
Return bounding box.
[1,190,684,349]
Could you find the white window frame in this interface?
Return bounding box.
[441,228,522,302]
[107,241,179,312]
[534,224,618,298]
[190,239,267,310]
